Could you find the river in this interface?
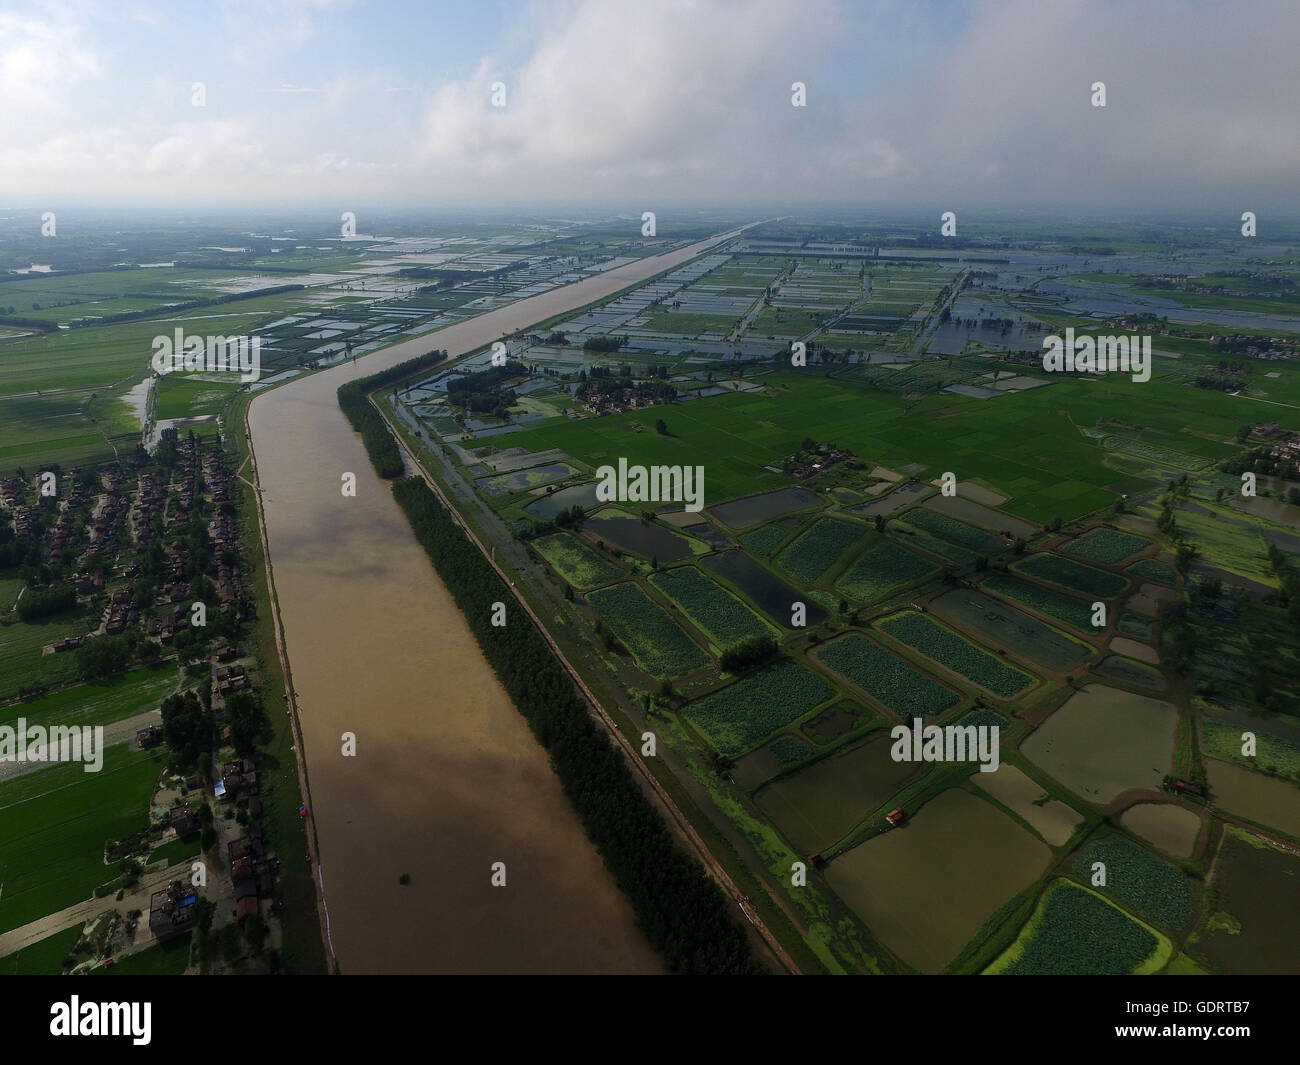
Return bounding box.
[247,227,747,972]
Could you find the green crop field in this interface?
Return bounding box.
[533,533,622,589]
[897,507,994,550]
[776,517,865,584]
[151,375,242,420]
[503,371,1148,525]
[1200,718,1300,780]
[981,572,1096,633]
[0,611,93,702]
[0,664,177,731]
[877,610,1033,698]
[586,582,709,677]
[0,925,82,975]
[814,633,959,718]
[649,565,774,649]
[0,746,166,934]
[1063,528,1151,565]
[1070,835,1195,931]
[739,523,790,555]
[835,538,938,602]
[683,658,833,756]
[1012,553,1131,599]
[1127,558,1177,585]
[988,881,1168,975]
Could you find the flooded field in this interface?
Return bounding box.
[1120,803,1202,859]
[584,511,697,561]
[702,550,827,627]
[754,732,922,853]
[1206,759,1300,837]
[929,589,1092,672]
[709,486,821,529]
[826,788,1050,972]
[973,764,1084,846]
[245,231,743,972]
[1022,685,1177,804]
[523,481,601,519]
[1195,828,1300,974]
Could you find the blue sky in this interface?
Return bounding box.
[3,0,1297,215]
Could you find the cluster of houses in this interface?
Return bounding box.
[1210,334,1300,361]
[148,880,199,940]
[790,446,853,480]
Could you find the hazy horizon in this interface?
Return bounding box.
[4,0,1298,217]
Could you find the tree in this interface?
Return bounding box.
[655,418,668,436]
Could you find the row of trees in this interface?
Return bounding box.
[337,351,445,478]
[390,476,760,974]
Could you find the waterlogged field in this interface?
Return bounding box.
[1205,759,1300,837]
[776,517,865,584]
[813,632,959,719]
[827,789,1051,972]
[533,532,622,589]
[1062,528,1151,565]
[1120,803,1203,859]
[683,658,833,756]
[929,589,1093,673]
[835,539,938,602]
[754,731,923,852]
[877,611,1034,699]
[1022,686,1178,804]
[972,764,1084,846]
[649,565,774,649]
[1012,552,1131,599]
[896,507,997,551]
[1194,829,1300,974]
[586,582,708,678]
[1070,835,1195,931]
[988,881,1169,975]
[702,551,827,628]
[1094,654,1166,692]
[980,572,1095,633]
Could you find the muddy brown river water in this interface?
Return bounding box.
[248,229,746,973]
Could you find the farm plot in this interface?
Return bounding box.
[533,533,622,589]
[586,582,708,678]
[776,517,865,584]
[896,507,998,551]
[683,658,832,756]
[739,523,789,555]
[1012,553,1131,599]
[813,633,959,719]
[826,788,1051,973]
[0,746,165,934]
[755,731,923,853]
[1199,717,1300,781]
[980,572,1095,633]
[1070,835,1195,931]
[1062,528,1151,565]
[709,486,821,530]
[1094,654,1166,692]
[987,881,1169,975]
[702,551,827,628]
[877,611,1034,699]
[1120,803,1203,860]
[1205,759,1300,838]
[972,764,1083,846]
[1193,828,1300,974]
[1021,685,1177,804]
[835,539,938,603]
[649,565,774,649]
[929,589,1093,673]
[1127,558,1176,585]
